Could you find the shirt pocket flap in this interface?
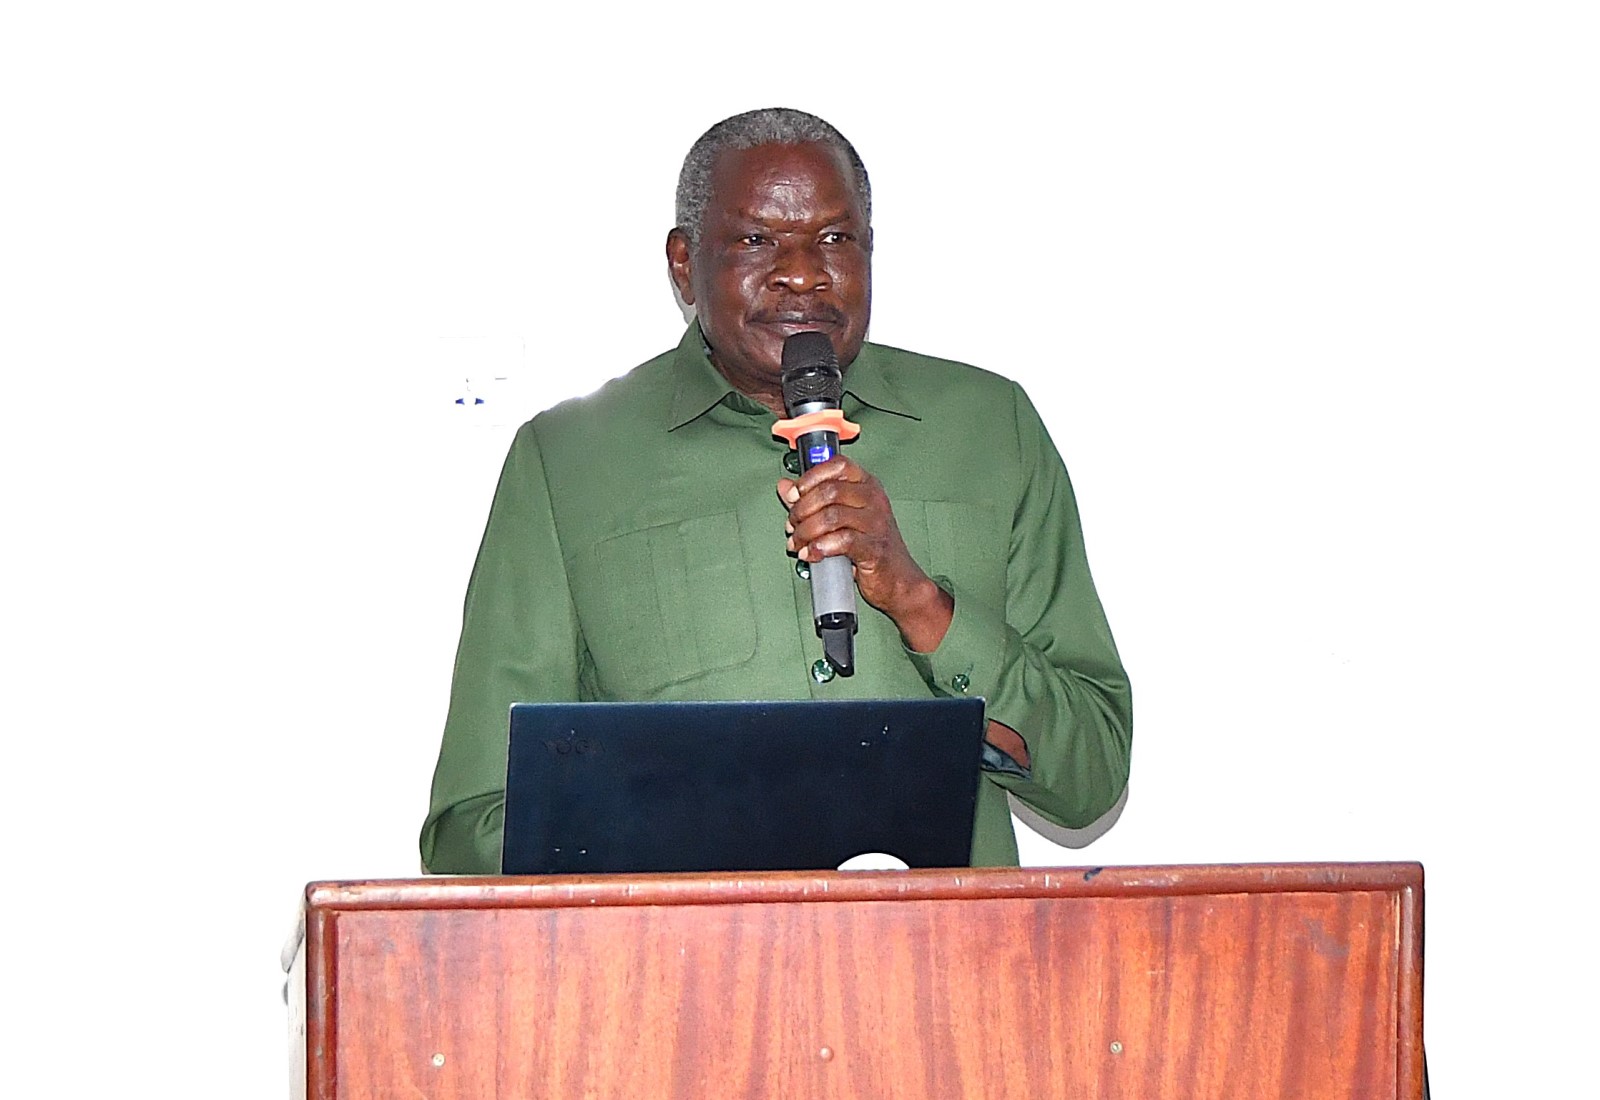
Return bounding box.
[568,511,758,696]
[906,499,1010,612]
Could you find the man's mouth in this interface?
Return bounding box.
[753,310,844,334]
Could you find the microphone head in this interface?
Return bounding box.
[780,332,843,415]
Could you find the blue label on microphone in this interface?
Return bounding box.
[807,443,834,465]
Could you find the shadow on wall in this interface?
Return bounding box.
[1010,785,1128,851]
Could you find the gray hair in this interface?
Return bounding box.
[674,107,872,246]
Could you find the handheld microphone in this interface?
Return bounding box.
[778,331,859,677]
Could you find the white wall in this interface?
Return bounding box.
[5,3,1594,1095]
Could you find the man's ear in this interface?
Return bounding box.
[666,228,696,305]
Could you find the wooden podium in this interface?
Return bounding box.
[287,863,1423,1099]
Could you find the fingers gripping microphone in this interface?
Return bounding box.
[776,332,860,677]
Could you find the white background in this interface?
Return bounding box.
[3,2,1595,1095]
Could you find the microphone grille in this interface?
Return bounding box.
[780,332,843,413]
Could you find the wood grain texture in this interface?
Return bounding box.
[295,863,1423,1099]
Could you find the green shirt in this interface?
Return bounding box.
[422,323,1132,872]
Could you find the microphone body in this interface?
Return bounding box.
[779,332,858,676]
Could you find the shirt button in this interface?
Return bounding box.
[951,673,971,694]
[811,658,836,684]
[795,559,811,580]
[783,450,802,475]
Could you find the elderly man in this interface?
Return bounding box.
[422,107,1131,872]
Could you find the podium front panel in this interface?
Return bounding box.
[294,864,1423,1099]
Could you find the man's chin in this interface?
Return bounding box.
[706,324,859,389]
[748,321,849,364]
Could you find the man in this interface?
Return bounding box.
[422,107,1131,872]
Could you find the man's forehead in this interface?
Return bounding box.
[706,142,860,217]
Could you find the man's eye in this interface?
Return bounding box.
[738,234,769,246]
[821,231,854,245]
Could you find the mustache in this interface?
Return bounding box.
[751,305,846,326]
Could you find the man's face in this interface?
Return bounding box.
[668,141,872,401]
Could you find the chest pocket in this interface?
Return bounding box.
[568,511,758,697]
[903,500,1011,613]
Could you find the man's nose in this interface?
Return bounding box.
[768,240,829,293]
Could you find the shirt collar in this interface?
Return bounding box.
[665,320,754,430]
[841,341,920,421]
[665,320,922,431]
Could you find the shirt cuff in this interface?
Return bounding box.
[904,575,1032,779]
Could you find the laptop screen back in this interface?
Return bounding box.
[501,698,986,875]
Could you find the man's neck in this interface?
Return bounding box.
[704,348,787,418]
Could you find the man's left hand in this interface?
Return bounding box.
[779,456,954,654]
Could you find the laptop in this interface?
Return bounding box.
[501,698,986,874]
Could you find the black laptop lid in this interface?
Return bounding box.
[501,698,986,875]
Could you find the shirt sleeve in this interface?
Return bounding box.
[420,421,585,874]
[905,382,1132,830]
